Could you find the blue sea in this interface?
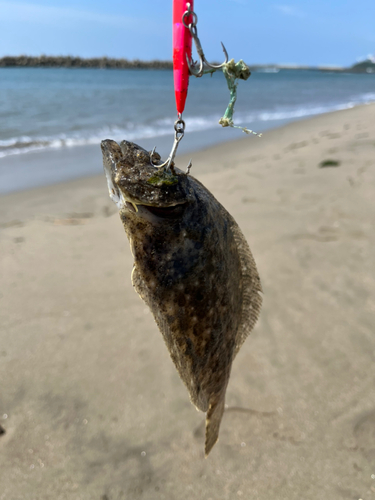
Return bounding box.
[0,67,374,191]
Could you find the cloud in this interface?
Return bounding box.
[274,5,305,18]
[0,1,151,29]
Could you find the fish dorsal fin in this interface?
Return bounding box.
[226,211,263,358]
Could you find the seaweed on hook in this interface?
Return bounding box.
[218,59,262,137]
[183,4,261,138]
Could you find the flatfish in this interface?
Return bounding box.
[101,139,262,456]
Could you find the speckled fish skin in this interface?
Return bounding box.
[101,139,262,456]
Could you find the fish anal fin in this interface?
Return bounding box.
[229,216,263,358]
[205,395,226,457]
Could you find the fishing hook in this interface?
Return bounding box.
[182,3,229,77]
[150,116,192,174]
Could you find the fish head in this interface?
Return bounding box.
[101,139,195,223]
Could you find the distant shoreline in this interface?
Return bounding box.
[1,55,374,73]
[0,55,173,70]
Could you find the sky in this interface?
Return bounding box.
[1,0,374,67]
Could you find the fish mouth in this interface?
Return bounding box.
[102,147,122,209]
[125,201,137,213]
[111,186,138,213]
[105,171,185,219]
[135,202,187,219]
[102,143,139,212]
[105,170,185,217]
[122,199,187,220]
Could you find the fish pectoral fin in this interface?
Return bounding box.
[131,265,146,301]
[205,394,226,458]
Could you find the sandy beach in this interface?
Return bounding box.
[1,104,375,499]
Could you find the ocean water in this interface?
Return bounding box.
[0,67,374,190]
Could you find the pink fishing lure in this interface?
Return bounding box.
[173,0,194,115]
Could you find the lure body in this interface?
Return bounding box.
[173,0,193,115]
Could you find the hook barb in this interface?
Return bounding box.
[150,118,191,173]
[204,42,229,70]
[184,6,229,77]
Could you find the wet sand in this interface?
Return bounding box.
[1,104,375,499]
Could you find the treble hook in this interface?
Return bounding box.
[182,3,229,78]
[150,116,193,174]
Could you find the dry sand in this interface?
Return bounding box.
[1,104,375,500]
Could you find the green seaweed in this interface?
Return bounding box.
[148,168,178,186]
[218,59,262,137]
[319,159,341,168]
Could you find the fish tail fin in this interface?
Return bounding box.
[205,395,226,457]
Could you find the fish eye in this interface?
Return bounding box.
[142,203,186,219]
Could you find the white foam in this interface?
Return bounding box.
[1,92,374,159]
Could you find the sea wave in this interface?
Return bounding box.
[1,93,375,159]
